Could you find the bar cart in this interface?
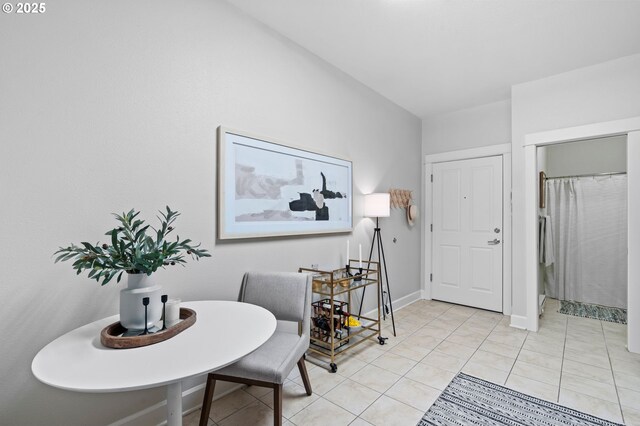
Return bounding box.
[298,259,386,373]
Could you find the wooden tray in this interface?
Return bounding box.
[100,308,197,349]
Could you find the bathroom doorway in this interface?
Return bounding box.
[523,118,640,353]
[537,136,627,317]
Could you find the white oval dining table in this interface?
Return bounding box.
[32,300,277,426]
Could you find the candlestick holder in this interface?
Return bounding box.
[345,263,363,281]
[340,265,352,288]
[161,294,168,330]
[142,297,150,335]
[353,267,363,281]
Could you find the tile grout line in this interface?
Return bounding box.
[344,301,457,425]
[357,302,458,420]
[457,313,495,375]
[207,388,262,425]
[507,310,567,400]
[560,313,625,423]
[502,325,528,390]
[556,315,568,404]
[290,302,435,424]
[195,300,637,426]
[427,304,482,376]
[602,318,625,424]
[373,303,488,418]
[457,309,520,386]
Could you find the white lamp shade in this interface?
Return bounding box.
[364,193,390,218]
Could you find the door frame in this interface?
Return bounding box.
[524,116,640,353]
[424,143,512,315]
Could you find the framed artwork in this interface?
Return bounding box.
[217,127,353,239]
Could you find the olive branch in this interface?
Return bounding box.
[54,206,211,285]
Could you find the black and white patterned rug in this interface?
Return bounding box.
[418,373,622,426]
[559,300,627,324]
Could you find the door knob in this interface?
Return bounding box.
[494,228,501,233]
[488,239,501,245]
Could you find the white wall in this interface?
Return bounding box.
[0,1,422,424]
[512,54,640,319]
[422,99,511,155]
[545,135,627,177]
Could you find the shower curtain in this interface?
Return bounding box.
[545,175,627,309]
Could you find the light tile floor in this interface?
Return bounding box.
[185,298,640,426]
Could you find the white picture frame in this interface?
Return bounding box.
[217,126,353,240]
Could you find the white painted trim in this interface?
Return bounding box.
[423,143,512,316]
[108,396,170,426]
[421,289,430,300]
[420,161,429,300]
[110,381,241,426]
[391,290,423,313]
[424,143,511,163]
[628,131,640,354]
[523,117,640,351]
[524,117,640,147]
[509,315,528,330]
[360,290,423,321]
[502,153,512,317]
[423,161,433,299]
[524,145,538,332]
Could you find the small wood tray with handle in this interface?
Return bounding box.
[100,308,196,349]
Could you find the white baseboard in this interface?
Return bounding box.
[360,289,422,318]
[109,380,242,426]
[393,290,424,310]
[392,290,423,312]
[510,314,528,330]
[420,289,431,300]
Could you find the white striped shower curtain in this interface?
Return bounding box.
[545,175,627,309]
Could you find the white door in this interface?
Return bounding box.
[432,156,503,312]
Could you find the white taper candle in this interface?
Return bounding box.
[347,240,350,265]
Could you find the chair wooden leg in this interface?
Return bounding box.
[297,357,312,396]
[199,374,217,426]
[274,383,283,426]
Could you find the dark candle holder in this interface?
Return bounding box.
[345,264,352,278]
[353,267,363,281]
[142,297,150,335]
[346,263,363,281]
[161,294,168,330]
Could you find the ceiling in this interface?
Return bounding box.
[223,0,640,118]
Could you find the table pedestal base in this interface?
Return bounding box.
[167,381,182,426]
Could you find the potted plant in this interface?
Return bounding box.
[54,206,210,330]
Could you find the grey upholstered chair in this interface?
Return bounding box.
[199,272,313,426]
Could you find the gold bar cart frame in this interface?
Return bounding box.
[299,260,385,373]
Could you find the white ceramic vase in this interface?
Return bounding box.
[120,273,162,330]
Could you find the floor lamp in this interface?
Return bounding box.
[358,193,396,336]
